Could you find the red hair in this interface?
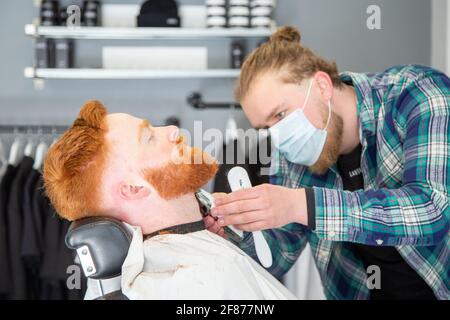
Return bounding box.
[43,100,109,221]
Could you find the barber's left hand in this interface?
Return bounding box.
[210,184,308,232]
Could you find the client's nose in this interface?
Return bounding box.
[167,125,180,142]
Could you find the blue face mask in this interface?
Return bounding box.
[269,79,331,166]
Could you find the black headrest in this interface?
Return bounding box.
[65,217,132,280]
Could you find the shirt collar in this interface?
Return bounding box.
[339,71,377,139]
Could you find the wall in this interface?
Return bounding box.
[0,0,431,129]
[277,0,431,71]
[431,0,447,71]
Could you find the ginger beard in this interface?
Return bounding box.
[308,107,344,175]
[142,137,219,200]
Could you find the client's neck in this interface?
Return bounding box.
[164,193,203,225]
[141,193,203,235]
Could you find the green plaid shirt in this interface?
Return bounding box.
[234,65,450,300]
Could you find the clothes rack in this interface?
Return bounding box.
[0,125,68,135]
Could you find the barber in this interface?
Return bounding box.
[204,26,450,300]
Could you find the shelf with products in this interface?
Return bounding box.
[25,0,276,83]
[25,24,274,40]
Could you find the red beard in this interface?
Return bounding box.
[142,143,218,200]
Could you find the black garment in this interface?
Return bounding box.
[21,169,43,299]
[336,144,365,192]
[336,144,436,300]
[247,135,271,188]
[305,189,316,230]
[34,173,85,300]
[213,137,270,193]
[6,156,34,299]
[31,173,47,253]
[214,139,252,193]
[37,175,65,300]
[21,169,42,257]
[1,158,85,300]
[0,164,17,298]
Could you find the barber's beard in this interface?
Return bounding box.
[142,140,219,200]
[308,108,344,175]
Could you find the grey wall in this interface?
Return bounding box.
[276,0,431,72]
[431,0,447,71]
[0,0,431,130]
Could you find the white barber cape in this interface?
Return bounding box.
[109,225,297,300]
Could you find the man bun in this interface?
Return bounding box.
[269,26,301,43]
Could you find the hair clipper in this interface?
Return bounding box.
[195,189,244,242]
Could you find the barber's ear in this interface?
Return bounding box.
[314,71,333,101]
[119,183,151,200]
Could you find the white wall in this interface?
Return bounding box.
[431,0,448,73]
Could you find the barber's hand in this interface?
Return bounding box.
[210,184,307,232]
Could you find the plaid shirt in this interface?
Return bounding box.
[233,65,450,300]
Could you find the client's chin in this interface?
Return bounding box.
[142,145,219,200]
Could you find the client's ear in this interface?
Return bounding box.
[119,183,151,200]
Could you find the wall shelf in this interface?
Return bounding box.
[24,67,241,79]
[25,24,273,40]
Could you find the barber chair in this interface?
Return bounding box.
[65,217,132,300]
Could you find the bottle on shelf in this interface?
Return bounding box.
[230,41,245,69]
[82,0,102,27]
[55,39,75,68]
[59,6,68,26]
[35,38,55,68]
[40,0,60,26]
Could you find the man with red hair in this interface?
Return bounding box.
[43,100,295,300]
